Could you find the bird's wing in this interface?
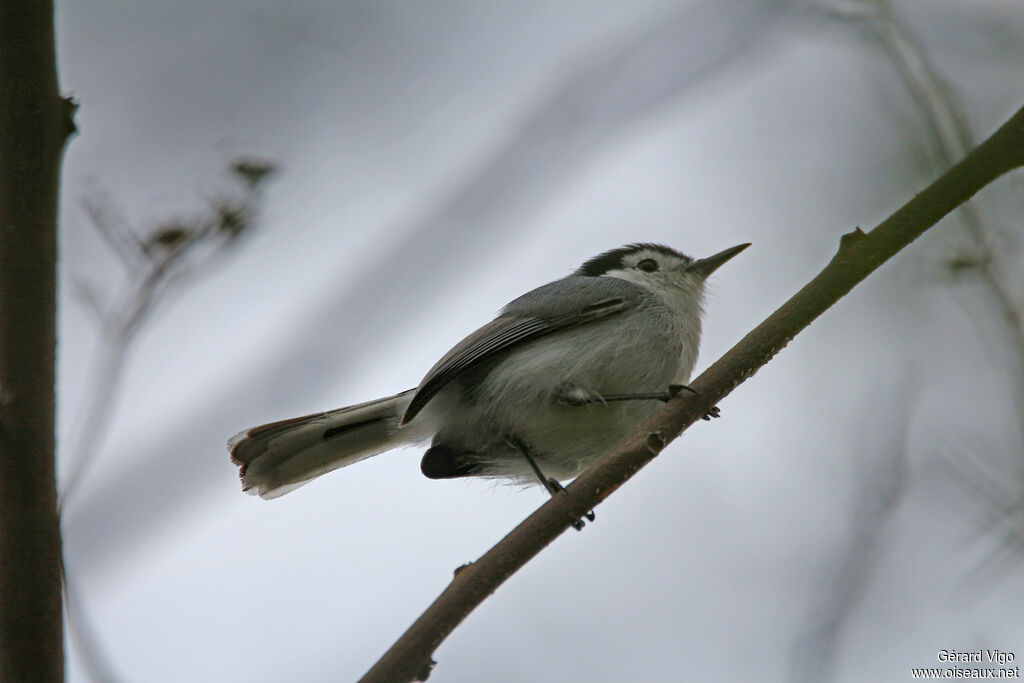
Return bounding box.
[401,277,641,424]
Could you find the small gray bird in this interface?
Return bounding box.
[229,242,748,526]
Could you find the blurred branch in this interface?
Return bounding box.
[64,0,790,576]
[81,192,145,271]
[821,0,1024,586]
[61,158,277,507]
[788,385,913,683]
[63,571,124,683]
[0,0,72,679]
[60,159,274,683]
[361,105,1024,683]
[824,0,1024,421]
[941,441,1024,590]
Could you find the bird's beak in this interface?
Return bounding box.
[685,243,751,277]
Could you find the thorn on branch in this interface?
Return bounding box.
[61,95,79,138]
[415,656,436,682]
[646,431,666,454]
[839,226,867,250]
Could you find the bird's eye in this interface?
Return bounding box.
[636,258,659,272]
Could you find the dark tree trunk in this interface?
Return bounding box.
[0,1,73,680]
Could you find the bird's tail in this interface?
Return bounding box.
[228,389,421,499]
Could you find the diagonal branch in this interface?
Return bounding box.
[361,103,1024,682]
[826,0,1024,452]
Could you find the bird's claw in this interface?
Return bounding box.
[546,478,594,530]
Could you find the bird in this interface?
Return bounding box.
[229,242,748,527]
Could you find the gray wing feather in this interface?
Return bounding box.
[401,276,642,424]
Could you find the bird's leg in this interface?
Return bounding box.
[509,437,594,531]
[601,384,697,403]
[557,382,721,419]
[557,382,696,406]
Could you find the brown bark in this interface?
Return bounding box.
[0,1,73,680]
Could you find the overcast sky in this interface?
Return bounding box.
[54,1,1024,681]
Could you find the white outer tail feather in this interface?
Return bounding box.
[229,390,423,499]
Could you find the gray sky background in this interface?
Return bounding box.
[55,1,1024,681]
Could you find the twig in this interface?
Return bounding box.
[825,0,1024,430]
[81,194,146,271]
[63,570,124,683]
[60,161,275,682]
[825,0,1024,587]
[61,161,275,506]
[942,440,1024,591]
[361,103,1024,682]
